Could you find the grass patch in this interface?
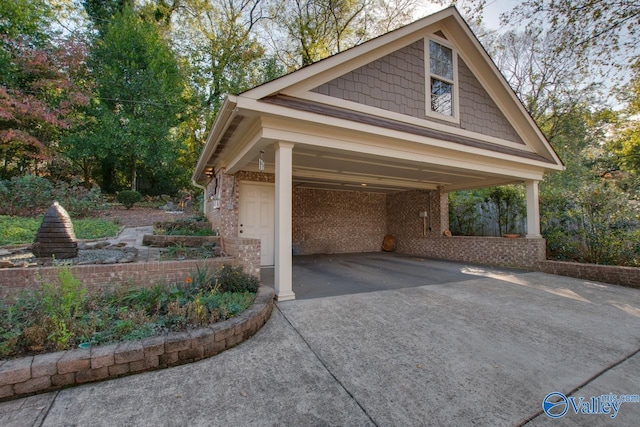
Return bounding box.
[0,265,258,358]
[0,216,120,246]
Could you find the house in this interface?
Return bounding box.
[192,7,564,301]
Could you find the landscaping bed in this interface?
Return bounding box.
[0,285,275,401]
[143,216,221,260]
[0,264,258,359]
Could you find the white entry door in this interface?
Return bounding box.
[239,183,275,266]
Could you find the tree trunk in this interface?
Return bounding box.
[130,162,137,191]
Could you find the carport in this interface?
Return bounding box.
[192,8,563,301]
[261,252,526,300]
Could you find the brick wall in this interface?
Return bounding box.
[0,258,239,303]
[223,237,261,277]
[394,236,546,269]
[205,170,238,237]
[387,188,544,269]
[207,171,544,269]
[539,260,640,289]
[293,188,387,254]
[387,189,447,238]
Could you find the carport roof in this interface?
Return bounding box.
[193,7,563,192]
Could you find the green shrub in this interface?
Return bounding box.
[117,190,142,209]
[0,176,105,217]
[214,265,259,293]
[0,176,53,216]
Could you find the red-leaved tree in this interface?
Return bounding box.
[0,36,92,178]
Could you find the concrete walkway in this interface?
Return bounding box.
[1,264,639,426]
[105,226,161,262]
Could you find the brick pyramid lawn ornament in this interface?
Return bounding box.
[32,201,78,259]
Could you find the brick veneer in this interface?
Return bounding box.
[538,260,640,289]
[395,236,546,269]
[293,188,387,255]
[0,257,239,303]
[205,171,545,269]
[0,286,274,401]
[387,189,447,238]
[223,237,261,277]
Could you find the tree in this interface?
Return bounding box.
[266,0,370,68]
[87,6,188,192]
[83,0,134,35]
[0,36,92,178]
[0,0,52,41]
[500,0,639,69]
[172,0,267,122]
[481,27,600,143]
[609,64,640,176]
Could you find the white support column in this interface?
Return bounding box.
[274,141,295,301]
[525,180,542,238]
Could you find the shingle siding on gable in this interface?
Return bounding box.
[458,58,524,144]
[311,41,524,145]
[312,41,426,118]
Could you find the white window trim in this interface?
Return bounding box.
[425,35,460,124]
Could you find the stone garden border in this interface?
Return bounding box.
[0,286,274,401]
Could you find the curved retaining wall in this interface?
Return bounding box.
[0,286,274,401]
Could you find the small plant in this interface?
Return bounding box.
[36,266,88,349]
[215,265,259,293]
[117,190,142,209]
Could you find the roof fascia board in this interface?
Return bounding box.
[220,119,265,174]
[237,97,563,172]
[241,7,457,100]
[192,95,237,182]
[260,123,550,181]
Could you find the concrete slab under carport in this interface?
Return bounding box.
[262,252,527,299]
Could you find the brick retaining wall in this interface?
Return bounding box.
[223,237,260,277]
[396,236,546,269]
[539,260,640,289]
[0,286,275,401]
[0,257,239,303]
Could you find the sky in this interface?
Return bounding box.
[415,0,522,31]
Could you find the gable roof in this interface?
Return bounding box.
[193,6,563,190]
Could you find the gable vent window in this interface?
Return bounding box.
[427,38,458,121]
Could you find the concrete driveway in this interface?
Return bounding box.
[2,260,640,426]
